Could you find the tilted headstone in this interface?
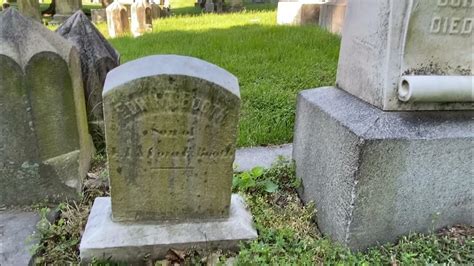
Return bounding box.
[106,1,130,38]
[80,55,257,262]
[205,0,214,12]
[131,0,153,37]
[294,0,473,250]
[18,0,41,21]
[337,0,473,110]
[0,9,93,206]
[53,0,82,23]
[56,10,120,146]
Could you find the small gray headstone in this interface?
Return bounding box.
[103,55,241,222]
[56,10,120,145]
[0,9,93,207]
[80,55,256,262]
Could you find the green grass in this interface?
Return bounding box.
[12,0,339,147]
[96,7,339,147]
[32,159,474,264]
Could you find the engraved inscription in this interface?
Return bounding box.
[429,0,473,35]
[113,90,229,124]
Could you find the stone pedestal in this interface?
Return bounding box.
[80,195,257,263]
[293,87,474,250]
[318,0,346,34]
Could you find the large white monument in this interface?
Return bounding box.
[293,0,473,250]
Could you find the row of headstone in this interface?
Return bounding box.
[276,0,347,34]
[0,8,257,263]
[202,0,243,13]
[106,0,163,38]
[293,0,473,250]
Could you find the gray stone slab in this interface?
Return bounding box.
[234,144,292,172]
[0,9,94,207]
[0,210,40,266]
[80,195,257,263]
[293,87,474,250]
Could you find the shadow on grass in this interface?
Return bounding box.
[109,23,340,147]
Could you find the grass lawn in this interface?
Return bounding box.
[93,1,339,147]
[33,159,474,264]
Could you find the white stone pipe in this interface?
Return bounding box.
[398,75,474,102]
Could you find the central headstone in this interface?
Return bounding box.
[105,55,239,222]
[80,55,257,263]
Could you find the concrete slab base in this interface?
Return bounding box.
[293,87,474,250]
[234,144,292,172]
[80,195,257,263]
[0,210,40,266]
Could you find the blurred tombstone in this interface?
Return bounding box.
[131,0,153,37]
[57,11,120,148]
[53,0,82,23]
[91,8,107,23]
[205,0,214,12]
[106,1,130,38]
[227,0,243,12]
[18,0,41,21]
[2,1,10,10]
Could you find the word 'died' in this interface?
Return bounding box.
[429,0,473,35]
[113,90,229,124]
[430,17,473,34]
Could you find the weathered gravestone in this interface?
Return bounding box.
[91,8,107,24]
[277,0,325,25]
[131,0,153,37]
[57,10,120,148]
[18,0,41,21]
[80,55,257,262]
[318,0,346,34]
[53,0,82,23]
[0,8,93,207]
[106,1,130,38]
[293,0,473,250]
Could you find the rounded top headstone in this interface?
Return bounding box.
[0,8,74,70]
[103,55,240,98]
